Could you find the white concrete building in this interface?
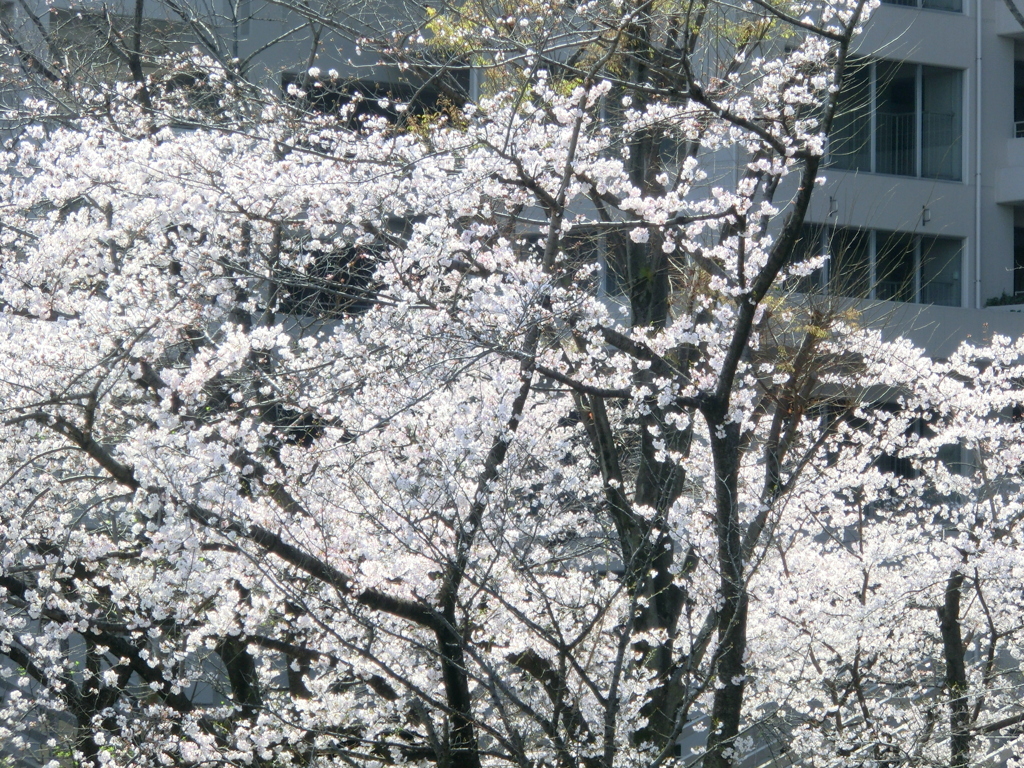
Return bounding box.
[801,0,1024,355]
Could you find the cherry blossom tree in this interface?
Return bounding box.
[3,2,1024,768]
[0,0,401,124]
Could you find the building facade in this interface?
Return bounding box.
[801,0,1024,356]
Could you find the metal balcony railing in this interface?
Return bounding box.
[876,279,914,303]
[873,279,960,306]
[922,111,959,179]
[920,280,960,307]
[876,110,958,177]
[876,110,915,176]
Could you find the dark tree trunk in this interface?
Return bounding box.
[939,571,970,768]
[704,421,748,768]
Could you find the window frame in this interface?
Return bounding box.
[879,0,963,12]
[795,225,963,307]
[829,60,964,182]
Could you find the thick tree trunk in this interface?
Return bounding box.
[704,422,747,768]
[218,636,264,720]
[438,618,483,768]
[939,571,970,768]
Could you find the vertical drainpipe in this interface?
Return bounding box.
[975,0,984,308]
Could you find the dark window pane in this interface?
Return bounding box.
[790,224,826,293]
[938,443,971,477]
[876,415,923,479]
[523,231,607,294]
[1015,227,1024,295]
[1015,62,1024,137]
[561,231,603,293]
[828,228,870,299]
[831,63,872,172]
[881,0,963,10]
[875,231,916,302]
[281,73,467,123]
[277,242,379,318]
[921,67,962,180]
[920,236,961,306]
[876,62,917,176]
[602,232,630,297]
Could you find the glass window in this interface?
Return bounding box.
[601,232,629,297]
[792,226,962,307]
[789,224,827,293]
[881,0,962,10]
[920,237,962,306]
[829,62,962,181]
[875,231,916,302]
[281,73,469,122]
[1014,62,1024,138]
[831,64,872,173]
[922,67,963,180]
[875,62,917,176]
[1014,227,1024,295]
[828,228,871,299]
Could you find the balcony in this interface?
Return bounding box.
[997,0,1024,38]
[876,110,961,178]
[853,300,1024,359]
